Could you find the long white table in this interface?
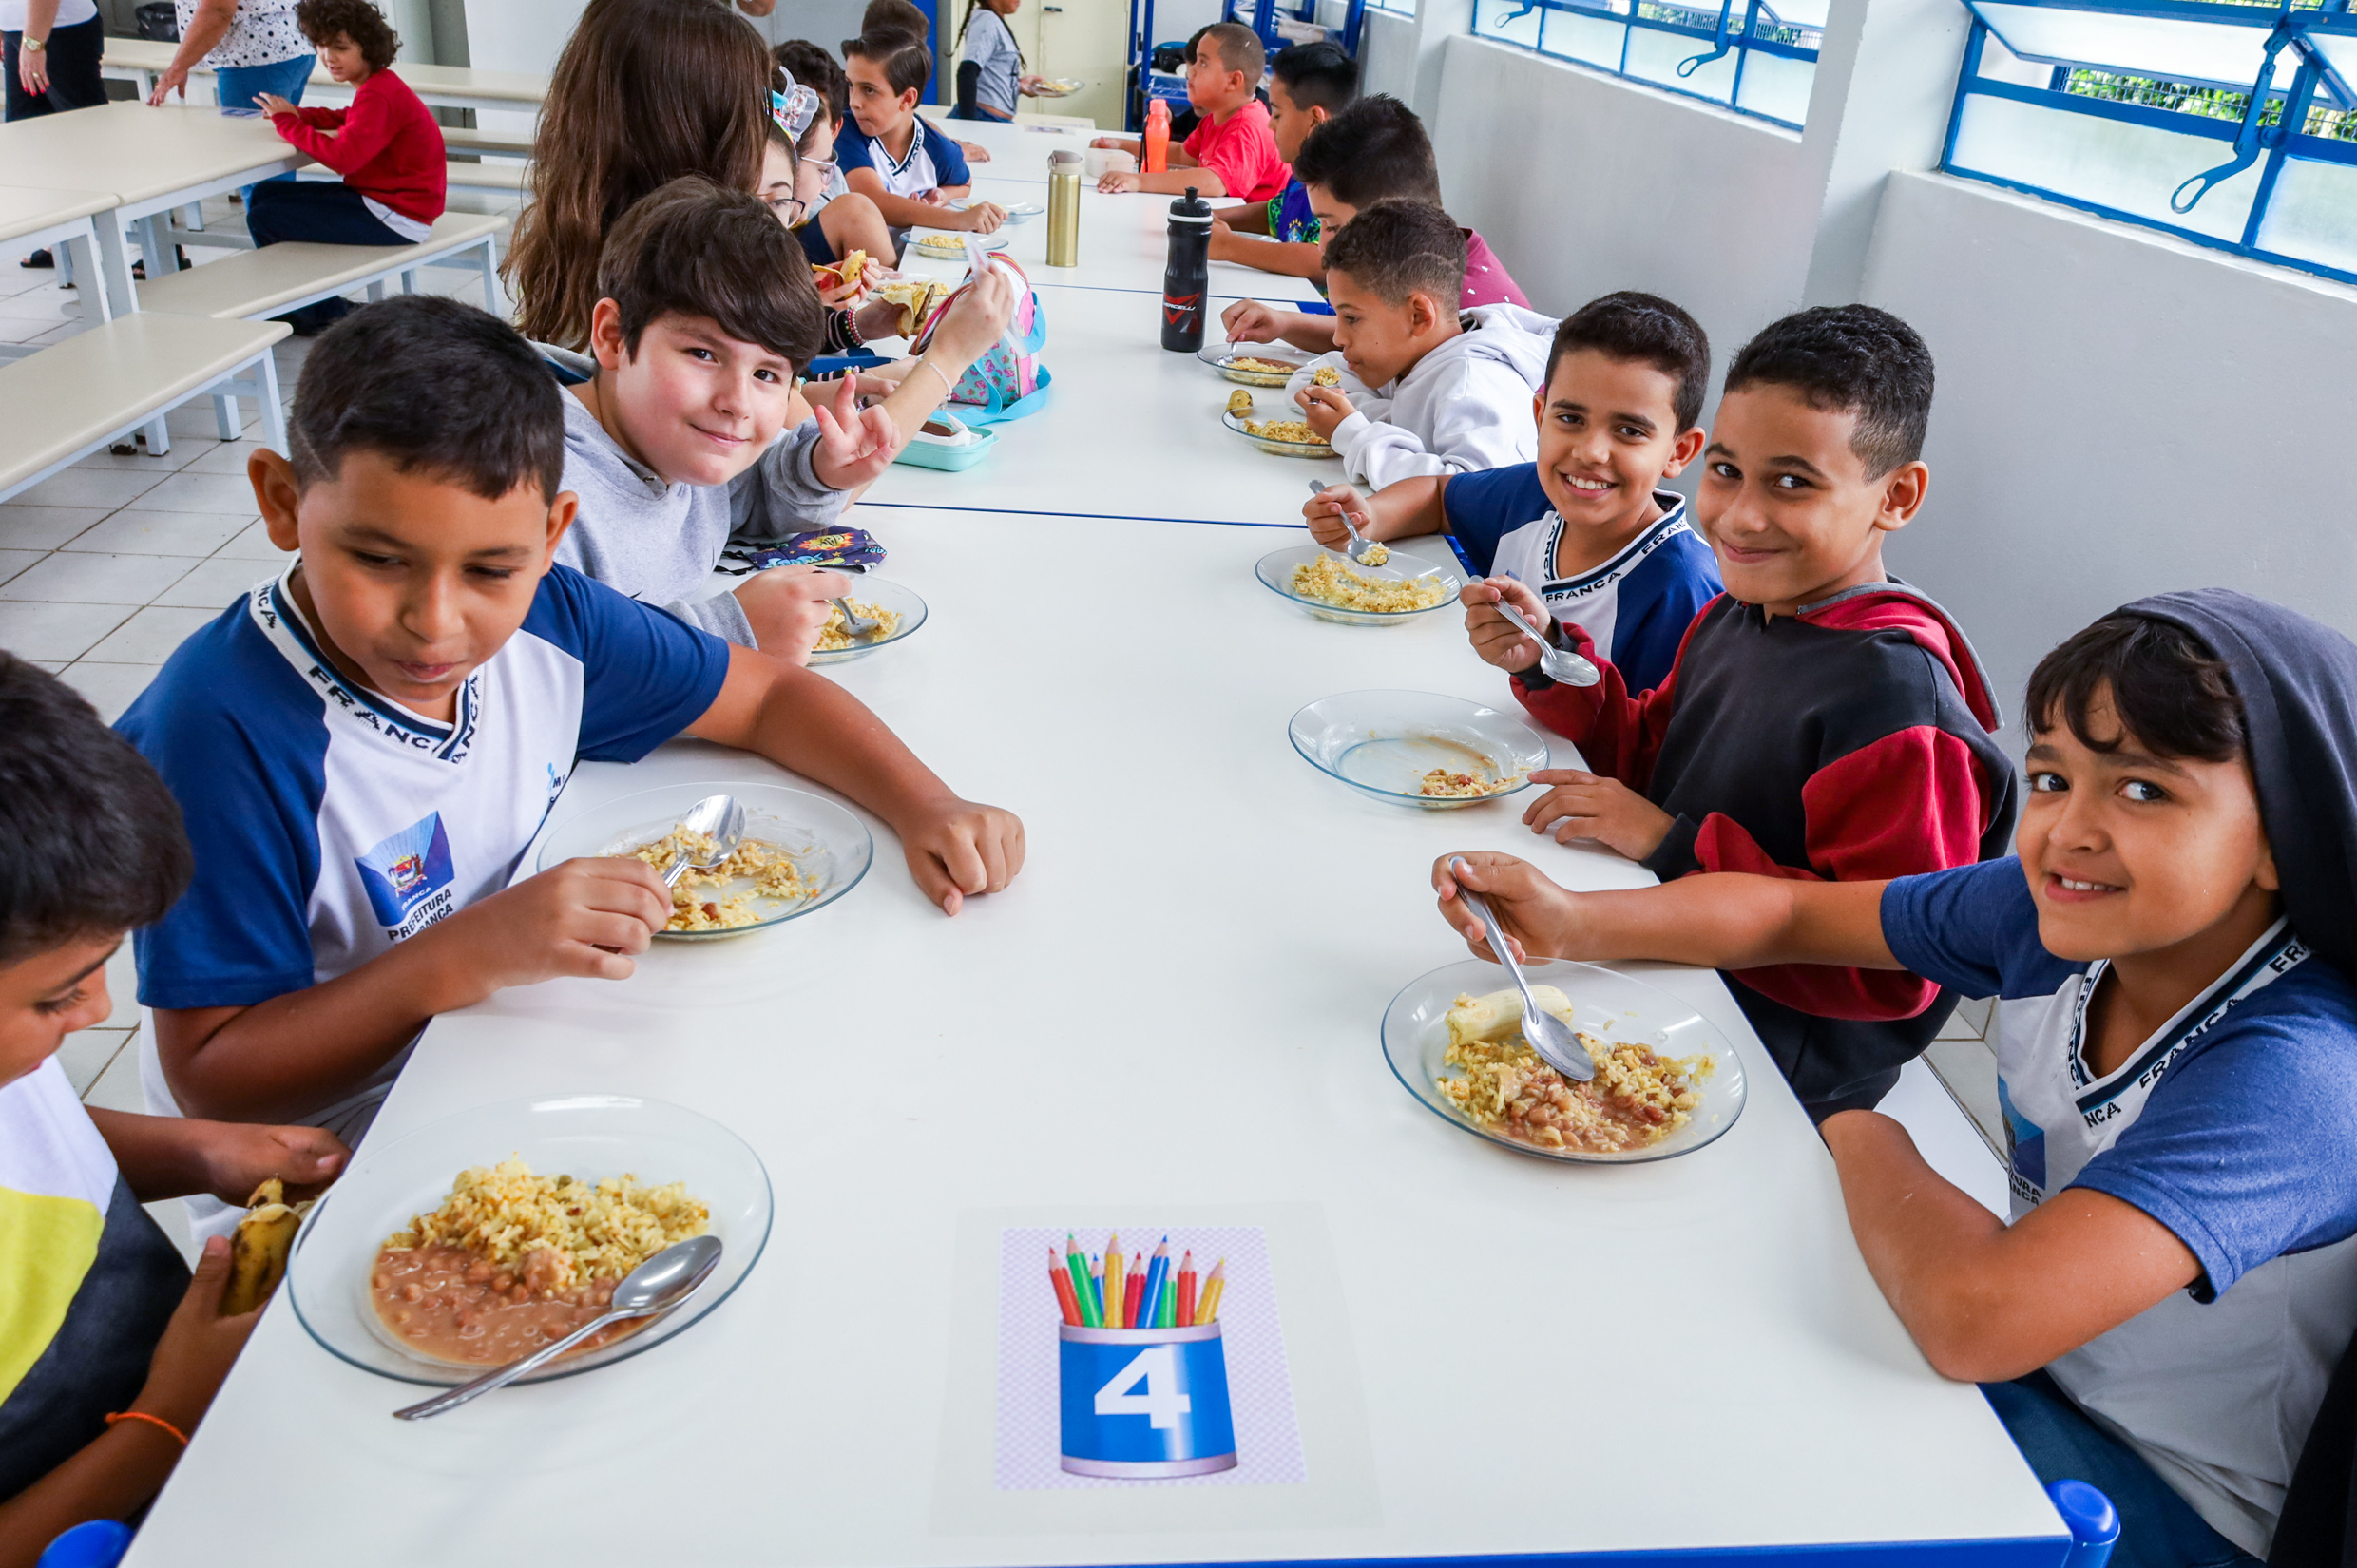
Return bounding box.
[124,116,2071,1568]
[100,38,549,116]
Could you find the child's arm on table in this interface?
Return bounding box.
[269,88,396,171]
[0,1238,262,1568]
[1428,851,2203,1381]
[86,1109,346,1204]
[1209,228,1324,279]
[1220,297,1336,353]
[844,169,1006,233]
[1211,201,1269,233]
[1301,477,1447,551]
[1100,164,1217,196]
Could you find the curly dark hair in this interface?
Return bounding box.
[1723,305,1934,479]
[297,0,402,70]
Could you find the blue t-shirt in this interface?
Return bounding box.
[1446,468,1720,695]
[1883,856,2357,1552]
[120,561,728,1040]
[835,115,971,200]
[1273,179,1317,244]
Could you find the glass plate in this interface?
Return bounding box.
[951,200,1043,221]
[808,577,927,665]
[286,1095,774,1386]
[910,231,1009,258]
[534,781,873,940]
[1288,689,1548,809]
[1221,407,1333,457]
[1381,958,1748,1163]
[1255,543,1462,626]
[1197,340,1314,386]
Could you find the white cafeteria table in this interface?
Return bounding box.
[125,112,2074,1568]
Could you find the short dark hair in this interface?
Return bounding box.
[0,655,191,966]
[291,296,565,502]
[599,175,826,369]
[296,0,400,70]
[861,0,929,41]
[774,39,846,130]
[844,29,932,97]
[1270,39,1357,113]
[1722,304,1934,479]
[2026,613,2247,764]
[1291,94,1441,209]
[1321,201,1465,308]
[1197,22,1265,83]
[1547,292,1712,432]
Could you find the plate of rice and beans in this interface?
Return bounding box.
[1255,544,1462,625]
[287,1096,772,1386]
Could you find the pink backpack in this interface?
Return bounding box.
[911,253,1052,423]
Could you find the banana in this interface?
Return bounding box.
[223,1177,300,1316]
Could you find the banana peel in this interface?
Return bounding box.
[223,1177,303,1316]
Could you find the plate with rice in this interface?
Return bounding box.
[1380,957,1747,1163]
[286,1095,773,1386]
[1197,340,1313,386]
[1255,543,1462,626]
[1221,407,1335,458]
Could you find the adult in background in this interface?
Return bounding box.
[5,0,108,270]
[147,0,313,130]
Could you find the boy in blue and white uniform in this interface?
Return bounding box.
[1308,291,1720,695]
[1430,590,2357,1566]
[120,296,1025,1236]
[836,30,1006,243]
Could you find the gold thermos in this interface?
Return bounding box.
[1046,149,1082,268]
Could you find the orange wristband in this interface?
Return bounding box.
[105,1410,189,1447]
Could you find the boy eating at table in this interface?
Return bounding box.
[0,656,345,1558]
[837,29,1006,241]
[1095,24,1288,201]
[1206,40,1357,281]
[1280,201,1555,488]
[1305,291,1720,696]
[1431,591,2357,1566]
[1460,305,2015,1118]
[118,295,1025,1236]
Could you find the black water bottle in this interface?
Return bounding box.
[1161,186,1214,353]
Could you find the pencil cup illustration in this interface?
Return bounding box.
[1051,1234,1237,1477]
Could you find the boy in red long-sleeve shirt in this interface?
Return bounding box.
[1461,305,2018,1119]
[246,0,446,331]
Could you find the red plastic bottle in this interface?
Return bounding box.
[1143,97,1170,174]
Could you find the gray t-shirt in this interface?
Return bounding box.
[963,8,1022,119]
[551,365,850,648]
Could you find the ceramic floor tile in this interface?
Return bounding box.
[69,438,211,475]
[10,466,165,510]
[0,506,110,550]
[1924,1037,2004,1163]
[98,943,139,1031]
[155,555,269,609]
[66,509,253,556]
[216,518,294,561]
[58,1028,130,1097]
[59,660,163,722]
[127,469,274,515]
[83,604,217,663]
[83,1039,147,1113]
[160,402,255,442]
[179,439,273,478]
[0,288,81,327]
[0,600,137,661]
[0,551,202,604]
[0,548,40,585]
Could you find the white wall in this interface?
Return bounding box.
[1862,170,2357,723]
[1357,9,1416,106]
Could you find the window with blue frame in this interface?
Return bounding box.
[1466,0,1821,127]
[1366,0,1413,17]
[1942,0,2357,287]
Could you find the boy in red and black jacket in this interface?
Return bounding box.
[1461,305,2016,1119]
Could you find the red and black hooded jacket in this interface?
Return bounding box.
[1514,581,2019,1115]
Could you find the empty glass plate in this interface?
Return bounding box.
[1288,689,1549,809]
[287,1095,774,1386]
[1381,957,1748,1163]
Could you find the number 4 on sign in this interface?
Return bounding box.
[1095,1345,1192,1429]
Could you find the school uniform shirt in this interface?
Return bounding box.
[118,563,730,1171]
[1182,99,1289,204]
[265,69,448,237]
[961,7,1023,119]
[0,1061,186,1503]
[1514,582,2019,1113]
[1886,859,2357,1557]
[1462,229,1530,310]
[1459,483,1721,697]
[835,114,971,200]
[1286,303,1555,490]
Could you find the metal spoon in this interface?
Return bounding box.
[831,598,881,639]
[1491,585,1600,688]
[393,1234,725,1420]
[661,794,745,889]
[1447,857,1596,1082]
[1307,479,1388,567]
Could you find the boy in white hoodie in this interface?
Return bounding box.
[1288,201,1555,489]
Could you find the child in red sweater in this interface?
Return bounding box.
[247,0,446,328]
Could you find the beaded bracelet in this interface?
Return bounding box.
[105,1410,189,1447]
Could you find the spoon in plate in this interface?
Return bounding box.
[831,598,881,640]
[393,1234,726,1420]
[1307,480,1389,568]
[1447,856,1596,1082]
[661,794,745,889]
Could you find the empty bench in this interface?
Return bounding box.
[134,210,508,323]
[0,314,288,501]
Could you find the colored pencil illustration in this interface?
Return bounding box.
[1124,1255,1146,1327]
[1050,1246,1083,1326]
[1198,1259,1226,1324]
[1104,1233,1125,1328]
[1178,1250,1198,1328]
[1048,1233,1232,1331]
[1065,1234,1102,1328]
[1140,1238,1169,1333]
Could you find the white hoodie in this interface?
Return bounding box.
[1286,302,1557,490]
